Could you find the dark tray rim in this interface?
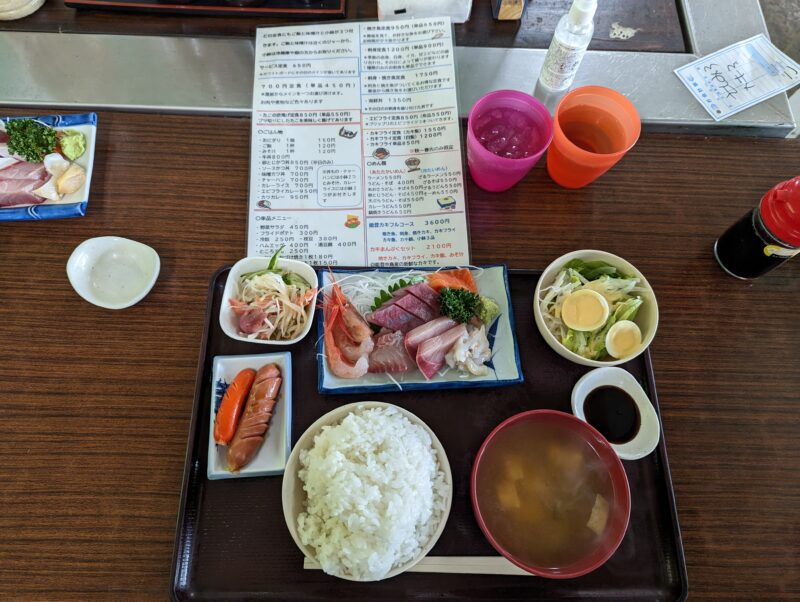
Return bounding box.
[169,265,688,601]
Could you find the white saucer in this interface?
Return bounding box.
[66,236,160,309]
[571,367,661,461]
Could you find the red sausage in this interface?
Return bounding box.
[226,363,282,472]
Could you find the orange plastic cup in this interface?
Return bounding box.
[546,86,641,189]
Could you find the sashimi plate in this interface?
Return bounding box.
[317,265,523,394]
[0,113,97,222]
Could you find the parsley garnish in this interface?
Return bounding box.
[5,119,57,163]
[439,287,480,323]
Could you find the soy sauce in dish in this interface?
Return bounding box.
[584,386,640,444]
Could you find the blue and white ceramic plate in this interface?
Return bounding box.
[0,113,97,221]
[317,265,523,395]
[208,353,292,480]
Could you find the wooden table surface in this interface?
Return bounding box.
[2,0,686,52]
[0,109,798,600]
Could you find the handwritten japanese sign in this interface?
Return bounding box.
[247,18,470,267]
[674,34,800,121]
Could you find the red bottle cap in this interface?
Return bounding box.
[760,176,800,247]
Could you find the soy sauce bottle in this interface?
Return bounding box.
[714,176,800,279]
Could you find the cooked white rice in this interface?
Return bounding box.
[296,405,448,580]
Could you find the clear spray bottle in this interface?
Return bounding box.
[534,0,597,111]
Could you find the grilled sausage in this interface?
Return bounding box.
[226,363,281,472]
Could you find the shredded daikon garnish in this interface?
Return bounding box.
[321,270,428,315]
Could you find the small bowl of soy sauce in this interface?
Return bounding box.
[571,367,661,461]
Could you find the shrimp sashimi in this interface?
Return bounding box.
[323,278,372,379]
[328,279,373,343]
[332,322,374,364]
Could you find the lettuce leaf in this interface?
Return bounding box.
[563,259,624,280]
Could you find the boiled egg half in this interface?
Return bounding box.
[561,289,610,332]
[605,320,642,359]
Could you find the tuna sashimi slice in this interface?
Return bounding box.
[0,161,47,180]
[404,317,457,358]
[395,292,440,322]
[0,161,49,207]
[368,330,415,374]
[0,191,47,207]
[399,282,440,310]
[367,302,424,333]
[416,323,468,380]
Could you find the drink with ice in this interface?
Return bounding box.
[467,90,553,193]
[475,108,538,160]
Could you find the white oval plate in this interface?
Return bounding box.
[571,367,661,461]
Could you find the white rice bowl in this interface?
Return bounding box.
[294,404,450,581]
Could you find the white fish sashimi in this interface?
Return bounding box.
[33,176,60,201]
[43,153,71,178]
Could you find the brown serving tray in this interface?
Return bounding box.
[171,267,688,601]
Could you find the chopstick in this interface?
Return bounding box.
[303,556,533,576]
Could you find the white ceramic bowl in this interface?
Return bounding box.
[66,236,160,310]
[220,256,319,345]
[282,401,453,581]
[533,250,658,367]
[571,367,661,461]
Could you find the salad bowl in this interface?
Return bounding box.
[220,256,318,346]
[533,250,658,367]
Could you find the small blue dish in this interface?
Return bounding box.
[0,112,97,222]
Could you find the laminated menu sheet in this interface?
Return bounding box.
[247,17,470,266]
[674,34,800,121]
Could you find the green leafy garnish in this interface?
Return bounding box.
[267,245,284,270]
[241,246,287,280]
[5,119,57,162]
[439,287,480,323]
[563,259,623,280]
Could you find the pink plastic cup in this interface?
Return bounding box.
[467,90,554,192]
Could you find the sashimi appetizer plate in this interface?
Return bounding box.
[0,113,97,221]
[317,265,523,394]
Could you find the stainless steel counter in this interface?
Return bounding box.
[0,0,795,136]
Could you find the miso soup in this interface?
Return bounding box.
[475,419,614,567]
